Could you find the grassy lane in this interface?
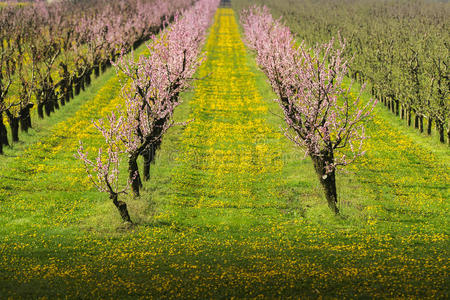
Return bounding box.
[0,7,448,299]
[171,9,284,210]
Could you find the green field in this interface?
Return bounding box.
[0,7,448,299]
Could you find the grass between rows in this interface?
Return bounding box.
[0,7,448,299]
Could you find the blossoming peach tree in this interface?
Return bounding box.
[76,112,132,223]
[241,6,377,214]
[113,0,217,197]
[76,0,218,222]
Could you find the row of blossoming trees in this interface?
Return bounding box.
[0,0,192,154]
[241,7,377,214]
[234,0,449,145]
[76,0,219,223]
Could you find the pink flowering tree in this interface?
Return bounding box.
[75,0,218,224]
[114,0,218,197]
[114,48,183,197]
[76,112,132,223]
[242,6,377,214]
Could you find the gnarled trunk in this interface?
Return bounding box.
[0,112,9,151]
[407,107,412,126]
[6,111,19,142]
[44,99,53,117]
[129,154,143,197]
[94,65,100,77]
[395,99,399,116]
[110,193,132,223]
[37,102,45,119]
[80,75,86,91]
[142,143,157,181]
[19,104,33,132]
[437,120,445,143]
[310,149,339,215]
[447,128,450,146]
[85,70,92,86]
[74,79,81,95]
[53,95,59,111]
[419,115,423,133]
[60,95,65,106]
[69,82,74,99]
[143,148,152,181]
[65,90,71,104]
[447,126,450,146]
[427,117,432,135]
[101,62,107,73]
[413,109,419,129]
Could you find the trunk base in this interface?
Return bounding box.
[310,150,340,215]
[111,194,132,223]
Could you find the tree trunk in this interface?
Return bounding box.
[0,112,9,148]
[20,109,29,132]
[447,128,450,146]
[26,110,32,130]
[101,62,107,73]
[53,94,59,110]
[142,144,157,181]
[60,92,65,106]
[19,103,33,132]
[6,112,19,142]
[94,65,100,77]
[427,117,432,135]
[437,120,445,143]
[407,108,411,126]
[85,70,91,86]
[44,100,53,117]
[419,116,423,133]
[80,76,85,91]
[37,102,45,119]
[111,193,132,223]
[69,82,74,99]
[395,99,399,116]
[129,154,142,197]
[65,90,71,104]
[143,148,151,181]
[414,110,419,129]
[310,149,339,215]
[74,79,81,95]
[401,107,404,119]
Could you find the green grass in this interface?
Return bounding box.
[0,7,448,299]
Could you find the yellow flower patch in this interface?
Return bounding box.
[171,8,284,208]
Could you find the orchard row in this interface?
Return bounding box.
[0,0,193,154]
[76,0,220,222]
